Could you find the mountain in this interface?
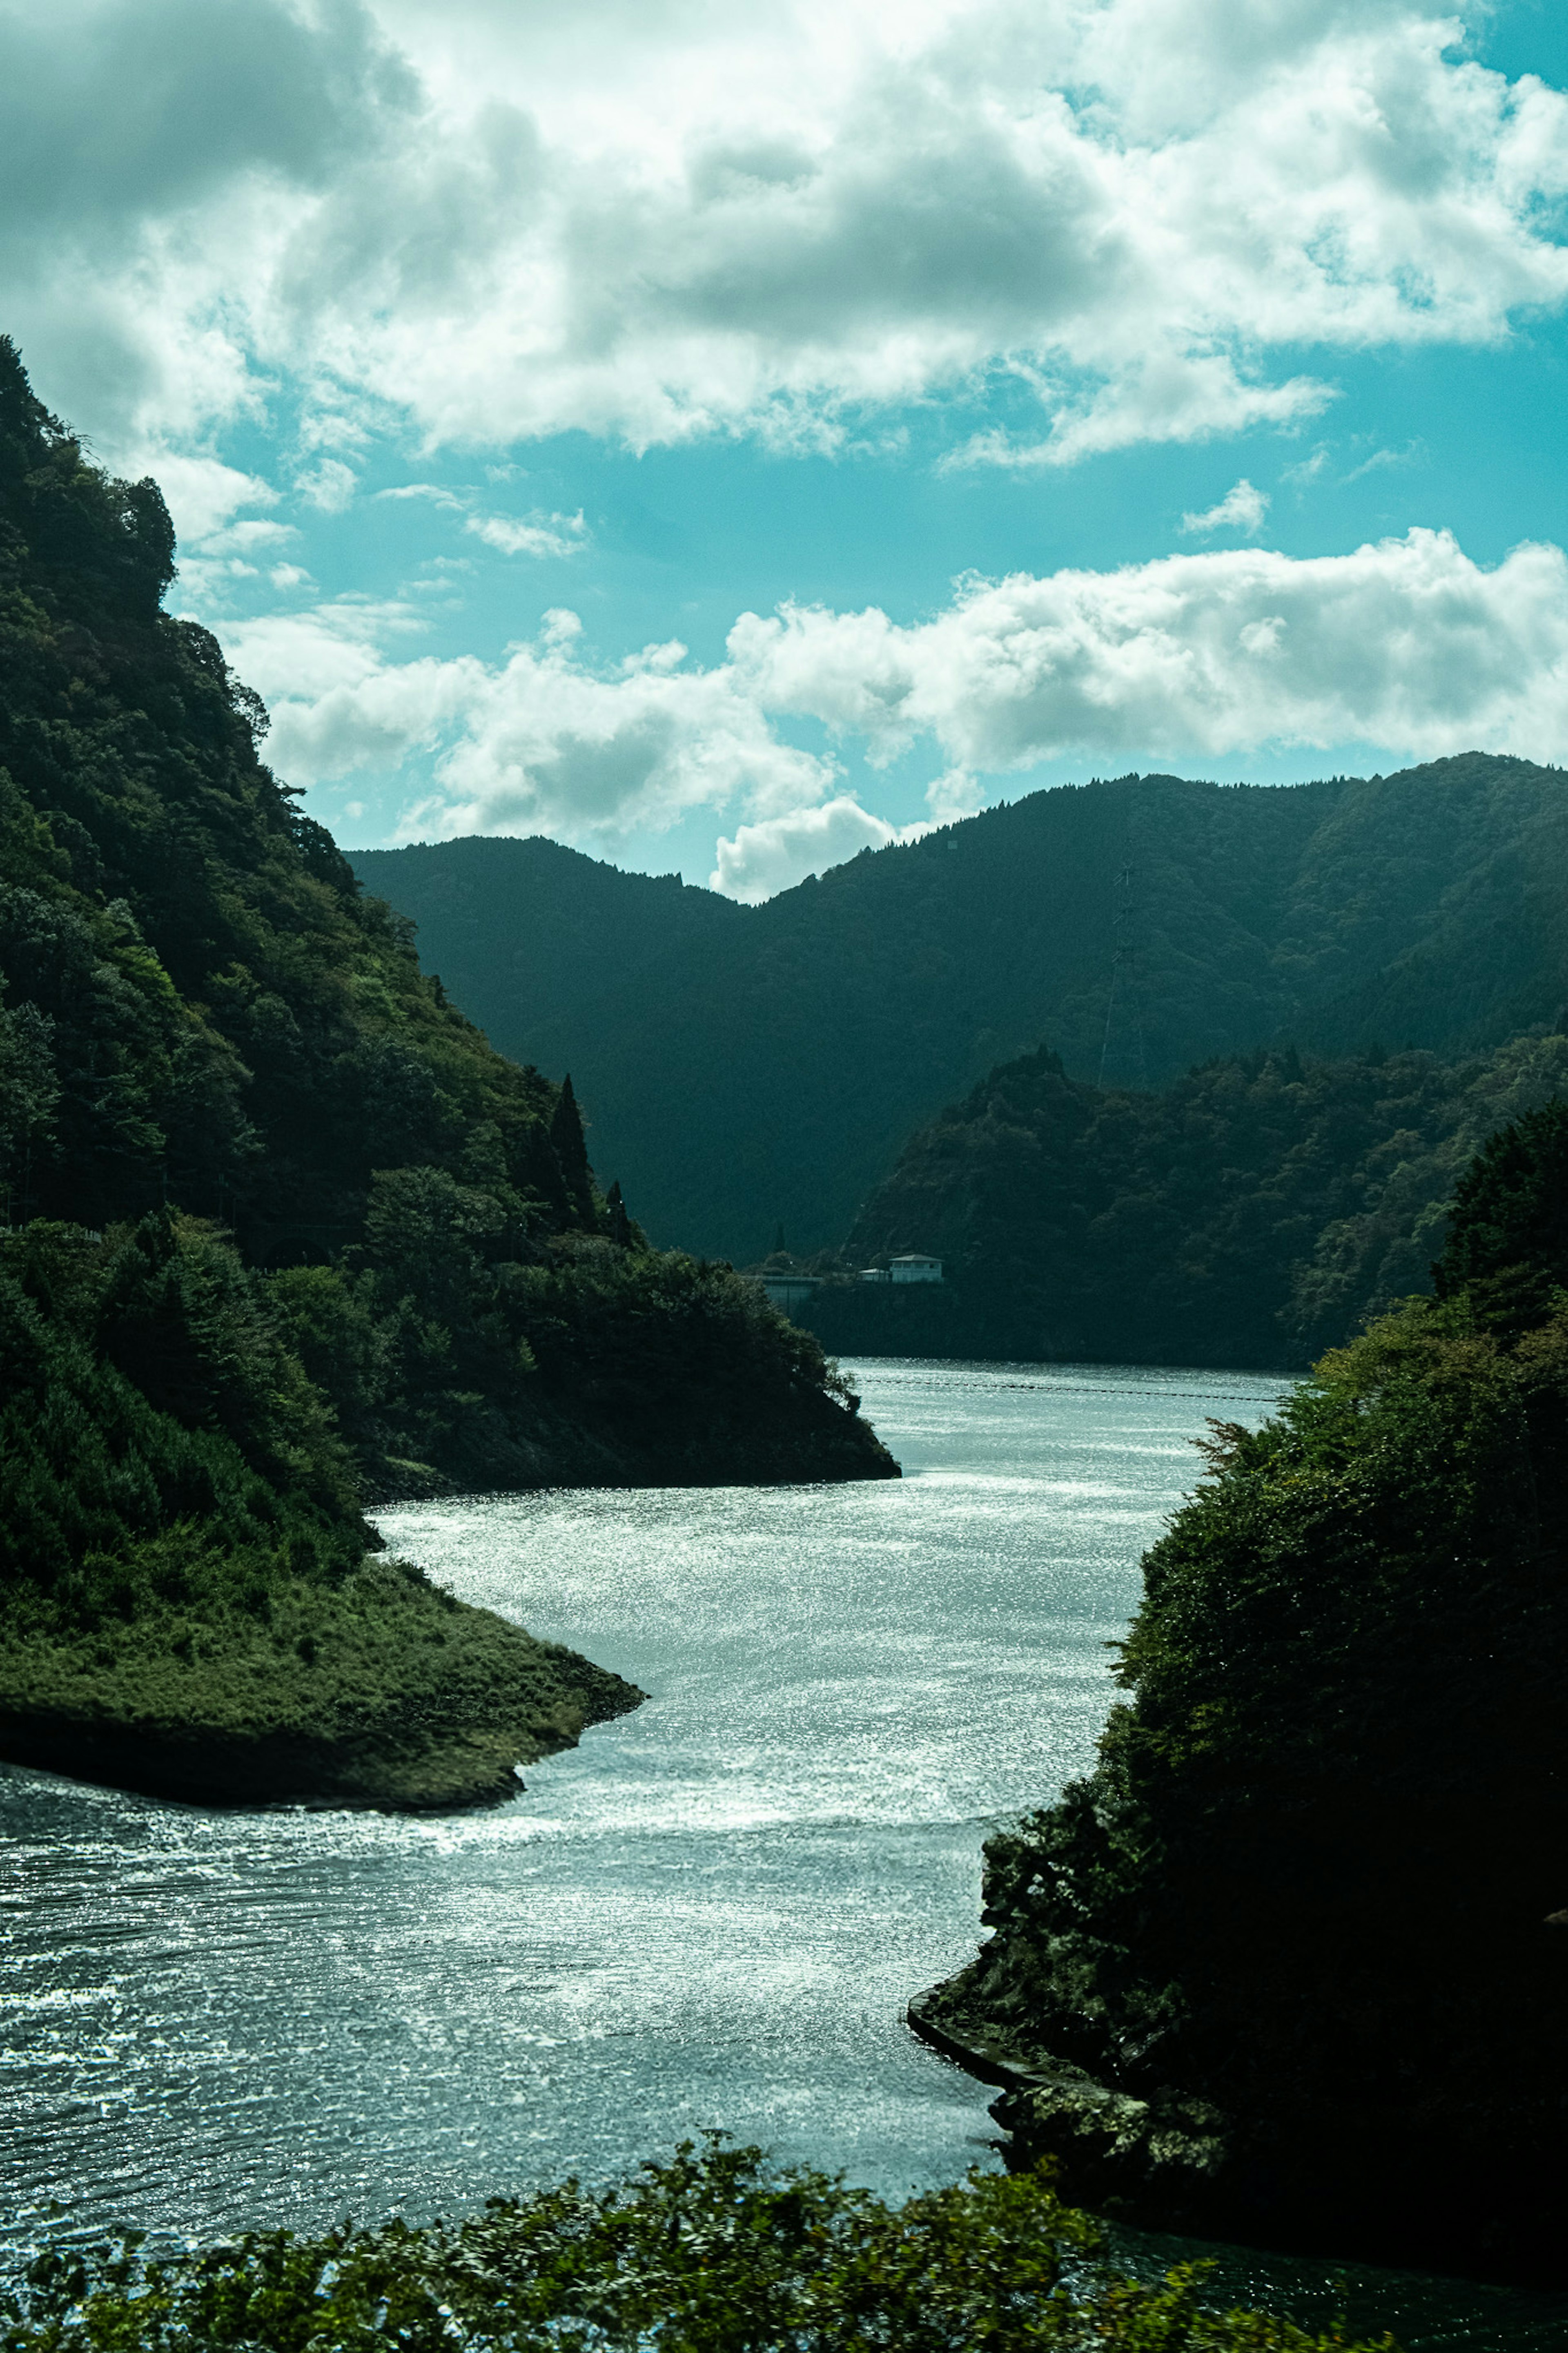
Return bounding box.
[794,1028,1568,1369]
[356,759,1568,1262]
[912,1104,1568,2278]
[347,834,744,1054]
[0,338,890,1808]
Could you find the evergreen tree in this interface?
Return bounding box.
[550,1073,595,1216]
[606,1179,633,1249]
[1433,1096,1568,1308]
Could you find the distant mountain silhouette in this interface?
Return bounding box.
[352,756,1568,1261]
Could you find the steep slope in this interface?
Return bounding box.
[362,761,1568,1261]
[347,834,745,1069]
[0,339,890,1806]
[0,334,889,1497]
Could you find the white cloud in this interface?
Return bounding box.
[219,523,1568,890]
[711,796,914,899]
[1180,478,1269,537]
[296,456,359,512]
[375,481,466,507]
[728,528,1568,765]
[134,453,278,543]
[6,1,1567,467]
[466,508,590,558]
[228,603,837,842]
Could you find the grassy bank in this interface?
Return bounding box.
[0,1552,642,1809]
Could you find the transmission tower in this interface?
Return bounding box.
[1098,832,1149,1091]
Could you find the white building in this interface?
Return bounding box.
[859,1255,944,1285]
[890,1254,943,1283]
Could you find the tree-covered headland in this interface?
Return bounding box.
[0,340,892,1807]
[799,1029,1568,1367]
[912,1103,1568,2280]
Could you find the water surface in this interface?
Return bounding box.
[3,1359,1564,2346]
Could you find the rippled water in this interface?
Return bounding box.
[4,1359,1565,2347]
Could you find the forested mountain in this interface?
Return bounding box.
[801,1029,1568,1367]
[348,834,744,1057]
[0,341,889,1807]
[360,757,1568,1261]
[915,1104,1568,2276]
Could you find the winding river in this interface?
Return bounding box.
[4,1358,1565,2348]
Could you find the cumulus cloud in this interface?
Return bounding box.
[711,796,919,900]
[1180,479,1269,536]
[220,524,1568,892]
[5,0,1567,465]
[728,529,1568,766]
[229,604,837,845]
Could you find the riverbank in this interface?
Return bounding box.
[908,1972,1231,2235]
[0,1555,643,1810]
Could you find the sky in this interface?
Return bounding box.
[7,0,1568,897]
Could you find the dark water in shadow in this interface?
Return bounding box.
[3,1359,1564,2345]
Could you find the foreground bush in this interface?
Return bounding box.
[0,2142,1395,2352]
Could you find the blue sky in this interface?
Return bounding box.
[7,0,1568,894]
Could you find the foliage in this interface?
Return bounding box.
[355,758,1568,1261]
[1433,1096,1568,1321]
[0,337,884,1797]
[0,336,886,1507]
[0,2142,1395,2351]
[0,1212,639,1805]
[0,1215,366,1617]
[824,1032,1568,1367]
[936,1108,1568,2271]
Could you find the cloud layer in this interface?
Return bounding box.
[6,0,1567,469]
[222,525,1568,893]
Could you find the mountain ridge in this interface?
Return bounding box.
[354,756,1568,1260]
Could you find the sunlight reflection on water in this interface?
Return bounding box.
[4,1359,1563,2344]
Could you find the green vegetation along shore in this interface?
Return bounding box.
[792,1028,1568,1368]
[911,1104,1568,2282]
[0,2139,1398,2351]
[0,339,889,1808]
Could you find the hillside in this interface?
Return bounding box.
[911,1105,1568,2279]
[0,338,890,1807]
[347,834,744,1064]
[358,760,1568,1261]
[796,1029,1568,1368]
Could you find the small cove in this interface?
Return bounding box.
[3,1358,1565,2347]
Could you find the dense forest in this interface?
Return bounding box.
[796,1028,1568,1367]
[0,341,890,1807]
[913,1103,1568,2279]
[356,754,1568,1261]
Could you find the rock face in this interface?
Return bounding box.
[909,1978,1233,2236]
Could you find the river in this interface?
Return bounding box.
[3,1358,1565,2347]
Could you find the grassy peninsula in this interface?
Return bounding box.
[912,1104,1568,2281]
[0,341,889,1808]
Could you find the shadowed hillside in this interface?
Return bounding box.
[355,758,1568,1261]
[0,338,891,1809]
